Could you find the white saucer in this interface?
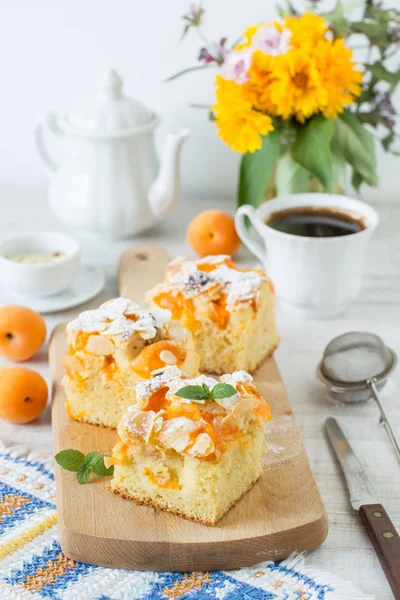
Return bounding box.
[0,266,105,314]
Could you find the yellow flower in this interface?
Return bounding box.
[316,39,362,118]
[235,21,284,50]
[248,51,279,115]
[213,76,274,153]
[235,25,258,49]
[267,49,328,122]
[285,13,328,47]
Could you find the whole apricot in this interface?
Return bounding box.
[0,305,46,361]
[0,367,48,424]
[187,210,241,257]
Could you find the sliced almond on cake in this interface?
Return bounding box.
[85,335,114,356]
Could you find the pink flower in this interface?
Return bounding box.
[189,3,198,17]
[251,25,291,56]
[220,49,252,85]
[199,38,228,65]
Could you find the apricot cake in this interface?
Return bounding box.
[146,255,279,374]
[62,298,199,428]
[109,366,271,525]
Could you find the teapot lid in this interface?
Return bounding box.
[65,70,154,134]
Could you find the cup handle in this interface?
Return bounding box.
[235,205,266,264]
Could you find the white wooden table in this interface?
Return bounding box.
[1,184,399,599]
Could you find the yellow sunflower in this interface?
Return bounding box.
[316,39,362,118]
[285,13,328,47]
[213,76,274,153]
[267,49,328,122]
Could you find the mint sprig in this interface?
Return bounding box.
[175,382,237,402]
[55,449,114,484]
[211,383,238,400]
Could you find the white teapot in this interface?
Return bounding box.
[35,70,189,238]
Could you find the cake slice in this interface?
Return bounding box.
[109,367,271,525]
[146,255,279,374]
[62,298,199,428]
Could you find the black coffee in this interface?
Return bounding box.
[265,206,366,238]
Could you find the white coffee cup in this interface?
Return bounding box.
[235,193,379,319]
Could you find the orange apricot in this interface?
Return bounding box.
[131,341,186,378]
[0,305,46,362]
[0,366,48,424]
[187,210,241,257]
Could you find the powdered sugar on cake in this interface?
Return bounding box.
[220,371,253,386]
[213,265,265,304]
[135,366,183,405]
[162,256,267,306]
[66,297,171,340]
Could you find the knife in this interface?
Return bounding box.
[325,417,400,599]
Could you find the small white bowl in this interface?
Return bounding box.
[0,232,81,297]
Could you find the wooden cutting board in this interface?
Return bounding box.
[50,244,328,572]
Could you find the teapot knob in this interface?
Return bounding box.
[96,69,123,100]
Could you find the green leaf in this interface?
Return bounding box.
[292,117,334,192]
[332,152,346,193]
[175,385,210,401]
[332,109,378,187]
[352,21,389,44]
[358,110,380,128]
[366,62,400,90]
[210,383,238,400]
[351,170,363,192]
[55,449,85,472]
[358,86,377,105]
[284,0,297,15]
[76,465,91,484]
[323,0,350,37]
[85,452,114,476]
[201,383,210,395]
[382,131,395,152]
[237,129,280,208]
[276,3,285,18]
[276,152,311,195]
[366,5,398,23]
[181,23,191,40]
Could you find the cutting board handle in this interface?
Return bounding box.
[360,503,400,599]
[118,244,170,307]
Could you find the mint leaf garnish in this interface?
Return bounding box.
[175,384,210,401]
[201,383,209,396]
[55,449,114,484]
[86,451,114,476]
[211,383,238,400]
[55,449,85,472]
[175,382,238,402]
[77,464,91,484]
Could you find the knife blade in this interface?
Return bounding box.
[325,417,375,510]
[325,417,400,599]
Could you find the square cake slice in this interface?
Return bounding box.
[146,255,279,374]
[109,367,271,525]
[62,298,199,428]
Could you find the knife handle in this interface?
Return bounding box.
[360,503,400,599]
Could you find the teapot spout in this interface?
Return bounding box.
[148,129,190,219]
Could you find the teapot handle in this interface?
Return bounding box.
[34,113,63,173]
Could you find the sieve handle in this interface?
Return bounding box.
[368,379,400,464]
